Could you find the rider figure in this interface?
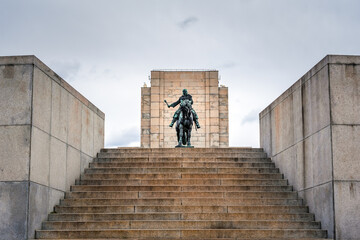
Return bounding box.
[168,89,201,128]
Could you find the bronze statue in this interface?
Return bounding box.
[166,89,201,128]
[164,89,200,147]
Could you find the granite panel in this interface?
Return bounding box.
[0,64,32,125]
[80,152,93,174]
[49,137,66,191]
[332,125,360,181]
[330,64,360,125]
[51,82,68,142]
[312,182,334,238]
[0,181,28,240]
[93,114,105,156]
[32,67,52,133]
[302,66,330,138]
[66,146,81,190]
[81,106,94,156]
[48,188,64,213]
[30,127,50,186]
[67,93,82,150]
[0,126,30,181]
[334,181,360,240]
[28,182,49,239]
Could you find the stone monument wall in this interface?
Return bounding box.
[141,70,228,148]
[0,56,105,240]
[259,55,360,240]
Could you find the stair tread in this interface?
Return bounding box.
[34,148,329,239]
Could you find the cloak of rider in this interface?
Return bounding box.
[168,89,201,128]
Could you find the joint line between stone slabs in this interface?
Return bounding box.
[328,61,336,239]
[270,124,331,159]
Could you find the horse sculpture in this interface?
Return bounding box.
[175,99,194,147]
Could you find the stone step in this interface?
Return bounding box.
[81,173,284,180]
[101,147,264,153]
[54,205,309,214]
[60,198,303,206]
[48,212,315,221]
[90,162,276,168]
[71,185,293,192]
[76,179,288,186]
[35,229,327,239]
[97,153,268,158]
[42,220,320,230]
[95,157,272,163]
[32,238,331,240]
[65,191,298,199]
[84,167,280,174]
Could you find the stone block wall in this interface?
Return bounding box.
[141,70,228,148]
[259,55,360,239]
[0,56,105,240]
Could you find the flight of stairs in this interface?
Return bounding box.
[35,148,329,239]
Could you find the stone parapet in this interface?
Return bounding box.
[0,55,105,239]
[259,55,360,240]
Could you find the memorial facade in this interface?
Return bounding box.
[141,70,229,148]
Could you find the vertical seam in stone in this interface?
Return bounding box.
[328,63,336,239]
[26,63,35,239]
[80,104,83,178]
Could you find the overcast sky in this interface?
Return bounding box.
[1,0,360,147]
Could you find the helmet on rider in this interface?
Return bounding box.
[182,89,188,95]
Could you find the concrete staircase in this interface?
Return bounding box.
[35,148,329,239]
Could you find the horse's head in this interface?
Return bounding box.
[180,99,192,118]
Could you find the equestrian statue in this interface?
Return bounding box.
[164,89,201,147]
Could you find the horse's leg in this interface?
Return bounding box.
[178,124,184,146]
[187,126,192,146]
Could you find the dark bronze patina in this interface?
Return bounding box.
[165,89,201,147]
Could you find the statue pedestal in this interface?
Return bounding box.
[175,145,194,148]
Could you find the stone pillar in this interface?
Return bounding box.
[259,55,360,240]
[0,56,105,240]
[140,70,229,148]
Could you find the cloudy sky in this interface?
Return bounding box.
[1,0,359,147]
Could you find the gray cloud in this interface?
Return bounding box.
[50,60,81,81]
[1,0,360,148]
[241,109,261,125]
[178,17,199,29]
[106,127,140,147]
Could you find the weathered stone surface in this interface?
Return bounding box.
[80,152,92,174]
[0,64,32,125]
[81,106,94,156]
[0,181,28,240]
[332,125,360,181]
[334,181,360,240]
[67,93,82,149]
[302,65,330,138]
[66,146,81,190]
[93,114,105,156]
[330,64,360,125]
[30,127,50,186]
[0,55,105,240]
[32,67,52,133]
[0,126,30,181]
[51,82,68,142]
[48,188,64,213]
[49,137,67,191]
[260,55,360,239]
[307,126,332,187]
[28,182,49,239]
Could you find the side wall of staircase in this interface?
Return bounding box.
[0,56,105,240]
[260,55,360,240]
